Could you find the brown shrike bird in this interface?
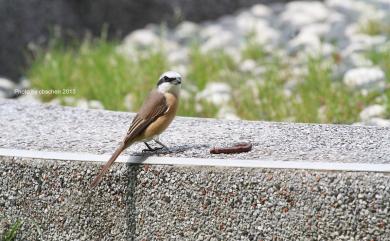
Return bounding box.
[90,71,182,188]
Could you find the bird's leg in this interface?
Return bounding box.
[154,139,169,151]
[142,142,155,152]
[142,141,165,152]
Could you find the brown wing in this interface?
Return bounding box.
[90,90,168,188]
[123,90,168,145]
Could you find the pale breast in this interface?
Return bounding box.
[141,92,178,140]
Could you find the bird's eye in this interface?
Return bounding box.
[163,76,169,81]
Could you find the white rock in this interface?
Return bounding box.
[49,98,61,106]
[0,91,7,98]
[161,39,181,52]
[235,12,259,33]
[88,100,104,109]
[365,118,390,127]
[0,77,15,90]
[280,1,329,31]
[217,15,236,29]
[345,53,373,68]
[270,2,285,15]
[63,96,76,106]
[235,14,279,45]
[170,64,188,77]
[167,48,189,65]
[122,29,160,49]
[325,12,348,41]
[76,99,89,109]
[217,106,240,120]
[201,30,237,52]
[118,28,163,58]
[300,23,331,39]
[352,122,365,126]
[0,78,16,98]
[196,82,232,106]
[326,0,380,22]
[286,1,329,18]
[343,67,386,91]
[359,104,386,121]
[287,33,321,54]
[17,78,31,90]
[250,4,272,18]
[340,53,374,74]
[334,53,374,77]
[200,24,225,40]
[16,94,41,104]
[175,21,200,41]
[288,32,335,57]
[252,25,281,46]
[343,35,387,56]
[224,47,242,64]
[239,59,257,72]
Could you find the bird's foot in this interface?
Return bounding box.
[142,141,167,153]
[142,146,165,153]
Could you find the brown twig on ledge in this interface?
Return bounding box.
[210,143,252,154]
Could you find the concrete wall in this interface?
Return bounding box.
[0,99,390,240]
[1,156,389,240]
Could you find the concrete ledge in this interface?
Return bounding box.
[1,99,390,163]
[1,99,390,240]
[1,148,390,172]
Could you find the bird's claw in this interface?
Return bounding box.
[142,147,164,153]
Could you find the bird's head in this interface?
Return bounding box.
[157,71,182,95]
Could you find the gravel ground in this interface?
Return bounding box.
[1,99,390,164]
[1,156,389,240]
[2,0,390,126]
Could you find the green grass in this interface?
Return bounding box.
[29,38,168,111]
[187,46,236,90]
[367,45,390,117]
[2,220,22,241]
[27,36,389,124]
[359,18,390,36]
[291,57,369,123]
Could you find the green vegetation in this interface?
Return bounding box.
[29,38,168,111]
[2,220,22,241]
[367,45,390,117]
[359,18,390,36]
[27,36,389,124]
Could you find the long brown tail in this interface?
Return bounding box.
[90,144,126,188]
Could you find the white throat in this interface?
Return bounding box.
[158,82,181,96]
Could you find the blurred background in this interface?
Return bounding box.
[0,0,389,125]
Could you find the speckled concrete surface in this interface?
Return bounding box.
[1,99,390,163]
[1,156,389,240]
[1,100,390,240]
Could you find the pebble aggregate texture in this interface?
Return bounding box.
[1,99,390,164]
[1,157,389,241]
[0,100,390,240]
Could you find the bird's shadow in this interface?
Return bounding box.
[130,143,209,160]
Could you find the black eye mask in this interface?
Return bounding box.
[157,76,176,86]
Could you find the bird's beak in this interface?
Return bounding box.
[174,78,182,85]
